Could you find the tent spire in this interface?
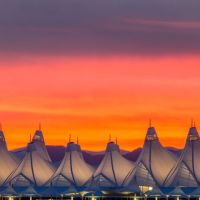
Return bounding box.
[191,119,197,127]
[39,123,41,131]
[191,119,193,127]
[109,134,111,142]
[149,119,152,127]
[77,136,79,144]
[116,137,118,144]
[69,134,71,143]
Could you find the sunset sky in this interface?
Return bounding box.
[1,0,200,151]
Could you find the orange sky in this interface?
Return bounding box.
[1,55,200,151]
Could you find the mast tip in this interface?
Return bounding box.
[149,119,152,127]
[77,136,79,144]
[38,123,41,131]
[109,133,111,142]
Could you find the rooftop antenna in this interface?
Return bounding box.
[0,123,2,131]
[191,119,194,127]
[30,133,32,142]
[77,136,79,144]
[69,134,71,143]
[109,134,111,142]
[149,119,152,127]
[39,123,41,131]
[116,137,118,144]
[194,121,196,127]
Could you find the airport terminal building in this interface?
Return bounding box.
[0,125,200,199]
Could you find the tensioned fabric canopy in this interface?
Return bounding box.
[47,141,94,187]
[88,141,135,189]
[4,142,55,187]
[0,129,17,186]
[124,126,189,187]
[32,128,52,162]
[165,126,199,187]
[0,124,200,195]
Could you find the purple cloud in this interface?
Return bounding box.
[0,0,200,56]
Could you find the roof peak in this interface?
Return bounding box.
[0,127,6,143]
[145,126,158,141]
[187,126,199,141]
[149,119,152,128]
[191,119,196,128]
[67,134,80,145]
[27,142,37,152]
[32,129,44,143]
[37,122,42,131]
[106,141,120,152]
[66,141,81,152]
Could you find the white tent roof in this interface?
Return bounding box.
[164,126,199,187]
[4,142,55,187]
[0,129,17,186]
[0,129,6,145]
[124,127,179,187]
[182,126,200,183]
[32,129,51,162]
[90,141,135,188]
[47,141,94,187]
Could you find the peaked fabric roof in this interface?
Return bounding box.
[0,129,6,146]
[4,142,55,187]
[90,141,135,188]
[164,126,199,187]
[124,127,179,187]
[0,129,17,186]
[32,129,52,162]
[47,142,94,187]
[182,126,200,183]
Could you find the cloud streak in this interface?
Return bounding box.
[123,19,200,30]
[0,0,200,56]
